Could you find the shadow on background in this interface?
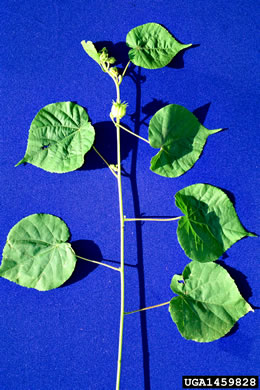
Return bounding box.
[79,121,136,171]
[127,65,152,390]
[168,44,200,69]
[94,41,130,66]
[130,98,169,130]
[193,102,211,124]
[62,240,103,287]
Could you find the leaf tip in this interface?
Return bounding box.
[210,128,226,134]
[247,231,257,238]
[15,158,26,167]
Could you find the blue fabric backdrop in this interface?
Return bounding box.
[0,1,259,389]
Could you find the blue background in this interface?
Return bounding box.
[0,1,259,389]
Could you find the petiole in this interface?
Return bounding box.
[125,301,171,315]
[93,146,118,178]
[124,217,181,222]
[110,118,150,144]
[76,255,121,272]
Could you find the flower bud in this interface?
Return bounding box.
[110,101,128,120]
[99,48,108,62]
[108,57,116,64]
[109,67,119,77]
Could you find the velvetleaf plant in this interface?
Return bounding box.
[0,23,255,390]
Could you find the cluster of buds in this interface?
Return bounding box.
[110,100,128,120]
[98,47,122,82]
[99,48,116,66]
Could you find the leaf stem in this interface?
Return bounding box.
[76,255,120,272]
[111,118,150,144]
[93,145,118,178]
[124,217,181,222]
[121,60,131,80]
[125,301,171,315]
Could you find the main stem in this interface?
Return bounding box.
[115,84,125,390]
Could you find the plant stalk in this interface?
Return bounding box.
[114,86,125,390]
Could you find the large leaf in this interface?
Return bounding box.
[126,23,191,69]
[149,104,223,177]
[0,214,77,291]
[169,261,253,342]
[16,102,95,173]
[175,183,256,262]
[81,40,101,65]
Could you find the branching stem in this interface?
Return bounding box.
[125,301,171,315]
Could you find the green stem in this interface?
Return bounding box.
[103,62,125,390]
[124,217,181,222]
[76,255,120,272]
[121,60,131,80]
[109,78,125,390]
[111,118,150,144]
[125,301,171,315]
[115,115,125,390]
[93,146,118,178]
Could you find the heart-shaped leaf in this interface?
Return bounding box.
[149,104,223,177]
[0,214,77,291]
[175,183,256,262]
[169,261,253,342]
[16,102,95,173]
[81,40,101,65]
[126,23,191,69]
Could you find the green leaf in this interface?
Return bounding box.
[149,104,223,178]
[169,261,253,342]
[81,40,101,65]
[175,183,256,262]
[0,214,77,291]
[126,23,192,69]
[16,102,95,173]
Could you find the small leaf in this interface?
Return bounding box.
[175,183,256,262]
[0,214,77,291]
[81,40,101,65]
[126,23,191,69]
[169,261,253,342]
[149,104,223,177]
[16,102,95,173]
